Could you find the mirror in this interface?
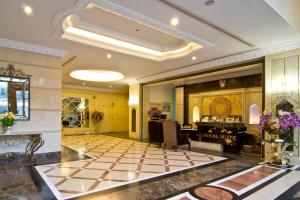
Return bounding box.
[0,64,30,120]
[62,97,89,128]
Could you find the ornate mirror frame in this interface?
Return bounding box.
[0,64,31,120]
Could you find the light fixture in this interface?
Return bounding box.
[192,56,197,60]
[108,85,112,88]
[128,96,138,106]
[170,17,179,26]
[23,5,33,15]
[82,82,86,86]
[107,54,112,59]
[205,0,215,6]
[70,70,124,82]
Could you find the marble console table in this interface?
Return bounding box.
[0,133,45,160]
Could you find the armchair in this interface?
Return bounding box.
[163,120,191,151]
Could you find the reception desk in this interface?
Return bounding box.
[193,122,246,152]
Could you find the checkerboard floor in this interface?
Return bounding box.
[35,135,226,199]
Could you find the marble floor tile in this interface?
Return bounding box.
[35,135,226,199]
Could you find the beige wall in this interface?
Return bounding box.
[0,47,62,153]
[142,84,175,139]
[265,48,300,163]
[62,89,129,135]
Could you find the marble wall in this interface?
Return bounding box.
[62,89,129,135]
[265,48,300,163]
[0,47,62,153]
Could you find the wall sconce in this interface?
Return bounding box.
[128,96,138,106]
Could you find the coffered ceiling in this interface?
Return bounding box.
[0,0,299,93]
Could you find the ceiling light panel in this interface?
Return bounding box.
[70,70,124,82]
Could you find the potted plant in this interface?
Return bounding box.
[258,110,300,165]
[0,112,16,134]
[147,108,162,120]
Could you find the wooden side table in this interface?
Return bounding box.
[0,133,45,160]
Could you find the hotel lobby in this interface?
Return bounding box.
[1,0,300,200]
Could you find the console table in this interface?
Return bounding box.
[0,133,45,160]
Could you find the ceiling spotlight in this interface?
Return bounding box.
[107,54,112,59]
[23,5,33,15]
[170,17,179,26]
[70,70,124,82]
[82,82,86,86]
[108,85,113,88]
[192,56,197,60]
[205,0,215,6]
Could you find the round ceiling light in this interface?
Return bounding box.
[70,70,124,82]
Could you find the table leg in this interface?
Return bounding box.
[25,135,45,160]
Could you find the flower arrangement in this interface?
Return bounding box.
[258,110,300,137]
[147,108,162,119]
[0,112,15,127]
[258,110,300,165]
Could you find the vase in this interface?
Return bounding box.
[4,126,13,135]
[0,125,5,134]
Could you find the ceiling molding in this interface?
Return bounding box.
[137,40,300,83]
[158,0,254,47]
[53,0,214,47]
[0,38,67,58]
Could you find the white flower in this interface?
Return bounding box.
[278,110,290,116]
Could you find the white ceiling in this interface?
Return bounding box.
[0,0,299,93]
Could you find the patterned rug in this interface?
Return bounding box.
[35,135,227,200]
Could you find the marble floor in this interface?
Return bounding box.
[2,134,300,200]
[168,164,300,200]
[36,135,226,199]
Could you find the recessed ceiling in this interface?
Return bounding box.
[0,0,299,93]
[59,3,203,61]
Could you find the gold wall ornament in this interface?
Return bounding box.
[0,64,31,78]
[209,96,232,117]
[201,94,242,116]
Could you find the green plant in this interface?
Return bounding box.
[1,112,15,127]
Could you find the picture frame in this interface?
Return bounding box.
[161,102,171,112]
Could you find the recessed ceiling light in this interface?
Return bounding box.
[107,54,112,59]
[170,17,179,26]
[82,82,86,86]
[205,0,215,6]
[23,5,33,15]
[70,70,124,82]
[108,85,113,88]
[192,56,197,60]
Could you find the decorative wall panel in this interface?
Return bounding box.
[201,94,242,117]
[265,48,300,163]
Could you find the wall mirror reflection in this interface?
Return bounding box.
[0,64,30,120]
[62,97,89,128]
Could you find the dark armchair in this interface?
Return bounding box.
[148,120,164,145]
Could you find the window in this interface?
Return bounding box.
[249,104,260,124]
